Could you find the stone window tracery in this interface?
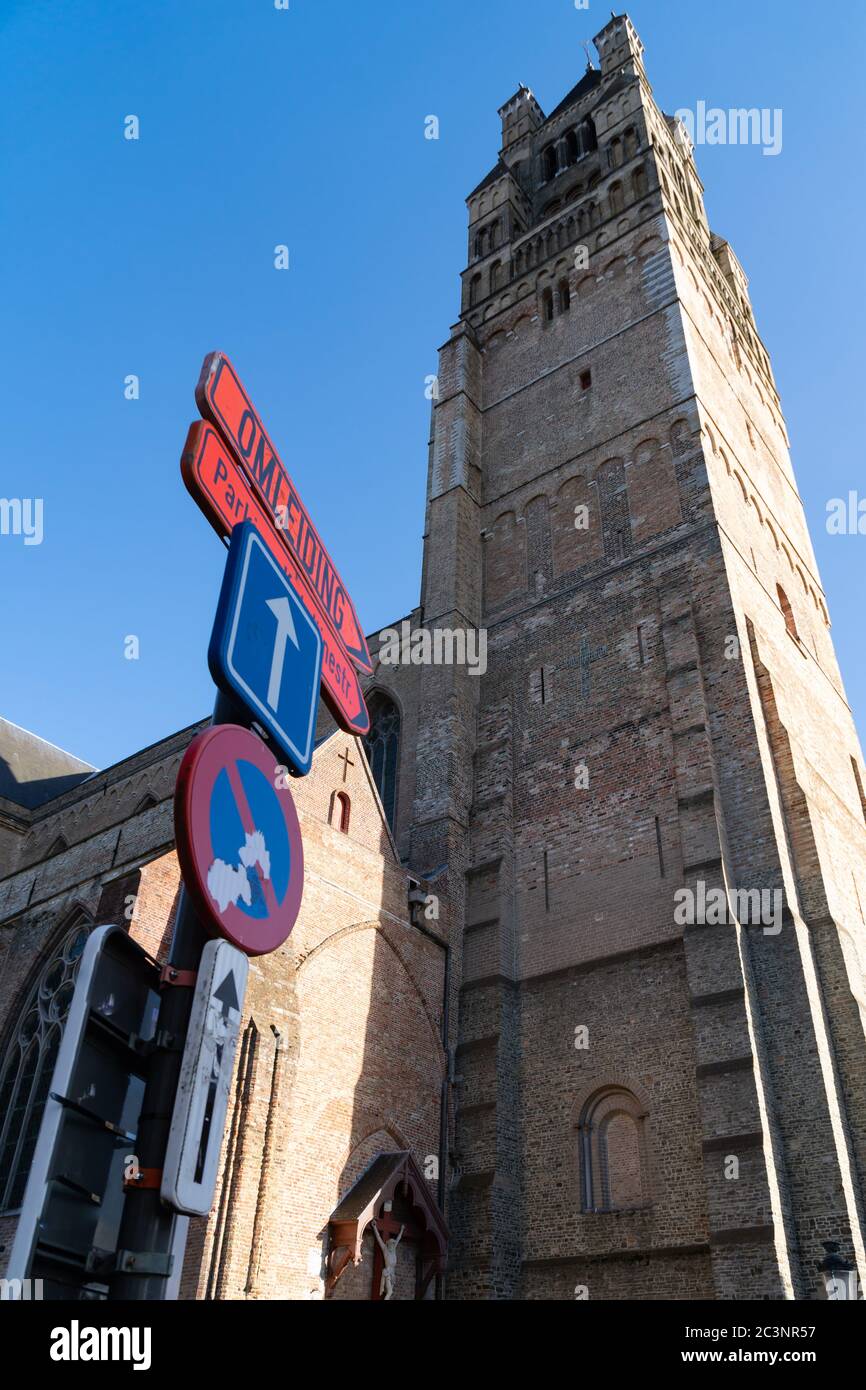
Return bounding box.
[0,912,93,1212]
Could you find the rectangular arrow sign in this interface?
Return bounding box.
[182,421,370,735]
[209,521,323,776]
[196,351,373,676]
[162,938,248,1217]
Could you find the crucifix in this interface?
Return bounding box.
[561,634,607,701]
[369,1196,426,1300]
[371,1220,404,1300]
[337,746,355,782]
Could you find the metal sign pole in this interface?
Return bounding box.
[107,692,242,1301]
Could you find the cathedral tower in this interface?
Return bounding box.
[365,13,866,1298]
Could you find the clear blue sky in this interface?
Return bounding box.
[2,0,864,771]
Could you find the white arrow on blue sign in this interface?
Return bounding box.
[208,520,324,776]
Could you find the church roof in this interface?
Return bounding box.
[330,1152,409,1222]
[545,65,603,124]
[0,717,95,810]
[467,159,511,200]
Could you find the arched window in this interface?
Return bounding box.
[490,259,502,292]
[578,1085,649,1212]
[565,129,579,165]
[335,791,351,834]
[632,164,648,198]
[777,585,799,642]
[0,912,93,1211]
[608,181,624,214]
[578,118,597,156]
[363,693,401,831]
[558,278,571,312]
[541,286,554,322]
[469,273,482,308]
[609,137,623,169]
[542,144,557,182]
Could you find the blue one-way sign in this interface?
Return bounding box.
[209,520,323,775]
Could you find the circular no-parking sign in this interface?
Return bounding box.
[174,724,304,956]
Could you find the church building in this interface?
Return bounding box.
[2,13,866,1300]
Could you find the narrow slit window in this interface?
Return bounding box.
[655,816,666,877]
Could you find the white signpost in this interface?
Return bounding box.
[161,938,248,1216]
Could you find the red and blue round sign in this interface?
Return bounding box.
[174,724,304,956]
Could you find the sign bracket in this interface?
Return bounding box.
[113,1249,174,1278]
[48,1089,138,1144]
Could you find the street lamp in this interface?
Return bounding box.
[816,1242,858,1300]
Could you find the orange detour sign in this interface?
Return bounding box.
[195,351,373,676]
[181,421,370,736]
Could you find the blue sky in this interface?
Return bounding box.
[1,0,864,771]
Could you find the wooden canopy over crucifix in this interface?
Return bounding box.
[326,1151,448,1300]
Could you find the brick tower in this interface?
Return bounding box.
[365,13,866,1299]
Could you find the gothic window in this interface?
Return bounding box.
[0,912,93,1212]
[578,1086,649,1212]
[363,693,401,832]
[777,585,799,643]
